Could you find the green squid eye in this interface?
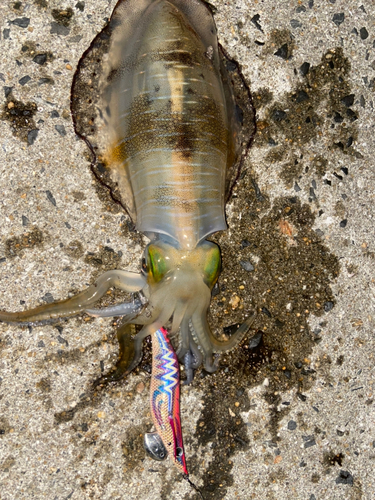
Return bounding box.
[147,245,168,283]
[203,245,221,288]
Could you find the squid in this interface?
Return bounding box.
[0,0,256,477]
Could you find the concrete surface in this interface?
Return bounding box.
[0,0,374,499]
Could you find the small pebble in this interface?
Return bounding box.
[50,23,70,36]
[33,54,47,65]
[360,27,369,40]
[249,331,263,349]
[335,470,353,486]
[304,438,316,448]
[229,295,240,310]
[27,129,39,145]
[341,94,355,107]
[11,17,30,28]
[324,301,334,312]
[340,219,347,228]
[290,19,302,29]
[287,420,297,430]
[274,44,288,60]
[136,382,145,394]
[228,408,235,417]
[240,259,254,272]
[55,124,67,136]
[19,75,31,86]
[46,190,57,206]
[75,1,85,12]
[332,13,345,26]
[299,62,310,76]
[97,411,106,419]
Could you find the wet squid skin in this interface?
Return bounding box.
[0,0,255,474]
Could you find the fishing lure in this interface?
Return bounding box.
[0,0,255,378]
[148,327,187,475]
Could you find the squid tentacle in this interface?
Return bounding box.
[176,318,190,360]
[0,270,146,324]
[192,309,257,354]
[183,351,195,385]
[94,323,137,385]
[86,298,144,318]
[183,334,203,384]
[121,320,163,376]
[120,325,150,375]
[191,284,257,353]
[171,300,189,334]
[188,331,203,369]
[95,304,175,385]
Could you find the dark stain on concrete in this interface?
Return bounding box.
[20,41,54,65]
[5,227,45,258]
[0,455,16,472]
[35,377,52,392]
[64,240,84,259]
[0,416,11,437]
[121,424,146,473]
[254,47,360,189]
[71,190,86,202]
[1,95,38,143]
[51,7,74,27]
[323,450,344,468]
[34,0,48,8]
[84,246,122,270]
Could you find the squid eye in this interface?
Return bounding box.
[148,245,168,283]
[203,245,221,288]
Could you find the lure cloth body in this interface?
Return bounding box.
[150,327,187,475]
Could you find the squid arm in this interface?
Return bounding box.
[0,270,146,324]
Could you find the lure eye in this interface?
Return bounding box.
[176,447,183,457]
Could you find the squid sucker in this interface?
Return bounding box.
[0,0,256,478]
